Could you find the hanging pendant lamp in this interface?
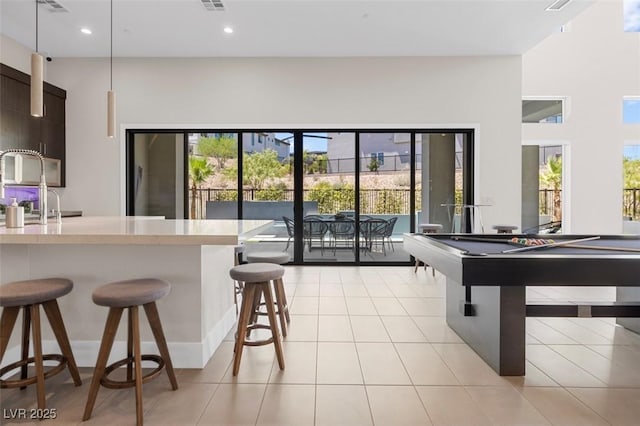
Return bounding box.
[31,0,43,117]
[107,0,116,138]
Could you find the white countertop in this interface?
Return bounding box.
[0,216,273,245]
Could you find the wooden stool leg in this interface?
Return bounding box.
[144,302,178,390]
[127,308,134,381]
[20,306,31,389]
[431,266,436,277]
[83,307,124,421]
[130,306,144,426]
[42,300,82,386]
[262,282,284,370]
[273,279,287,338]
[233,284,255,376]
[277,278,291,323]
[414,259,420,273]
[30,305,46,410]
[0,306,20,361]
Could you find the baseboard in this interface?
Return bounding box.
[0,306,237,370]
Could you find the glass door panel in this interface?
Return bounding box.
[241,132,293,257]
[417,133,467,233]
[304,132,355,263]
[359,132,411,263]
[188,132,238,219]
[131,132,185,219]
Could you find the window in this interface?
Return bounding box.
[522,99,563,123]
[370,152,384,165]
[623,97,640,124]
[624,0,640,32]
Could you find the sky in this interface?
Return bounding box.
[624,99,640,124]
[275,133,328,153]
[624,0,640,31]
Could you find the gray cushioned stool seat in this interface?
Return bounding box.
[246,252,290,265]
[418,223,443,233]
[0,278,73,307]
[493,224,518,232]
[92,279,170,308]
[229,263,284,283]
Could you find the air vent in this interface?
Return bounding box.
[201,0,225,12]
[546,0,571,11]
[37,0,69,13]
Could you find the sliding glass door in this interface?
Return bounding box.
[127,128,474,265]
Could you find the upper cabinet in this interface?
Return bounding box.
[0,63,66,186]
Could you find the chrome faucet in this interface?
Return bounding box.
[0,149,48,225]
[48,188,61,223]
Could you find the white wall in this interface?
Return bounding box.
[2,36,522,228]
[523,0,640,233]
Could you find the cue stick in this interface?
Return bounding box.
[501,236,601,253]
[451,235,640,253]
[561,244,640,253]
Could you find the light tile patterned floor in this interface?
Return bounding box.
[2,266,640,425]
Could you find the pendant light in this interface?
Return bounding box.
[31,0,43,117]
[107,0,116,138]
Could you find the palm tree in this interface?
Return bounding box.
[189,156,214,219]
[540,156,562,222]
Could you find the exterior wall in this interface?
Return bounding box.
[242,132,290,161]
[1,39,522,230]
[522,0,640,233]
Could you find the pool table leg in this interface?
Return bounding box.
[445,278,526,376]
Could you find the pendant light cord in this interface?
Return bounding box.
[110,0,113,90]
[35,0,38,53]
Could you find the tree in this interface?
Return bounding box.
[225,150,286,190]
[623,156,640,188]
[367,158,379,173]
[540,156,562,222]
[197,135,237,170]
[189,156,214,218]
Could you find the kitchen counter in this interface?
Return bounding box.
[0,216,274,369]
[0,216,272,245]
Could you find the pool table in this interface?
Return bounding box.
[403,233,640,376]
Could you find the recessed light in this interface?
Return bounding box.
[80,28,92,35]
[223,26,233,34]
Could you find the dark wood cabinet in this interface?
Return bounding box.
[0,63,66,186]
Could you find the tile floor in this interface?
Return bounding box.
[2,266,640,425]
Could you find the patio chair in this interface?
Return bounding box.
[303,218,329,255]
[282,216,295,251]
[329,218,356,254]
[383,216,398,252]
[360,218,388,255]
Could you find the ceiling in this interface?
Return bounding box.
[0,0,593,58]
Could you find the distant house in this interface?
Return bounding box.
[326,133,465,173]
[188,132,290,162]
[242,133,290,161]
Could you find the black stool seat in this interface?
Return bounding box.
[0,278,72,307]
[92,278,170,307]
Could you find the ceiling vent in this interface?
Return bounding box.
[37,0,69,13]
[201,0,225,12]
[545,0,571,11]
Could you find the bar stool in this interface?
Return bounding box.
[415,223,443,276]
[83,279,178,426]
[0,278,82,409]
[245,252,290,337]
[493,224,518,234]
[233,245,247,315]
[229,263,285,376]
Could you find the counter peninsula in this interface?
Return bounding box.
[0,216,273,368]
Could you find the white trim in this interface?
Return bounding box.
[1,306,237,370]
